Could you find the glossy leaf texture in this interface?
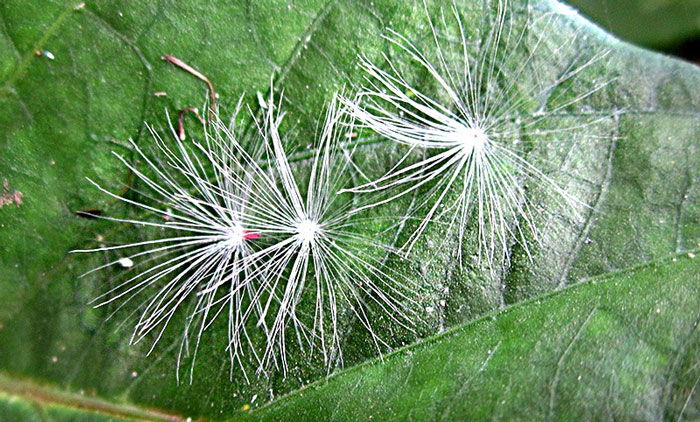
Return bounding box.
[0,0,698,420]
[240,252,700,421]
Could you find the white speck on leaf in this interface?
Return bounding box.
[117,257,133,268]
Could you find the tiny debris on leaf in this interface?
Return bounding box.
[0,179,23,208]
[118,257,134,268]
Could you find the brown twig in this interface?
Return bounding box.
[161,55,216,121]
[177,107,205,141]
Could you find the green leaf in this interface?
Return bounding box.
[0,0,699,420]
[0,380,179,422]
[2,252,699,421]
[240,252,700,421]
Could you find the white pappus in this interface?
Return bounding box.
[341,0,613,268]
[74,87,424,381]
[72,101,270,383]
[234,87,423,375]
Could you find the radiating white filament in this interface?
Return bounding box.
[341,0,611,268]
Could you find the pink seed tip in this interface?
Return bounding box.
[243,230,261,240]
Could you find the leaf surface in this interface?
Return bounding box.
[0,0,698,420]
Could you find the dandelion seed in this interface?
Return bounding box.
[229,85,423,375]
[71,102,270,382]
[74,82,422,381]
[341,0,612,267]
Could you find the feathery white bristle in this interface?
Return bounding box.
[230,85,422,375]
[72,0,611,381]
[340,0,610,268]
[72,104,274,383]
[75,86,422,380]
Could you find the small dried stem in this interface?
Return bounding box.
[177,107,205,141]
[162,55,216,121]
